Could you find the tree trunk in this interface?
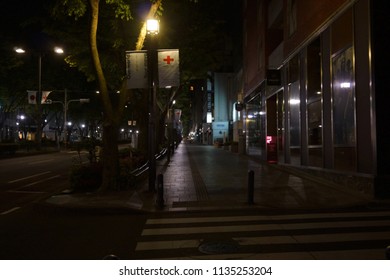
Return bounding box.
[99,121,119,191]
[89,0,118,192]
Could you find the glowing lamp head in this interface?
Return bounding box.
[146,19,159,35]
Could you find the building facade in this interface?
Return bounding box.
[242,0,390,198]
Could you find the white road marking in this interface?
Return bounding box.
[146,211,390,225]
[8,171,52,184]
[28,159,54,165]
[16,175,61,189]
[1,207,21,215]
[7,190,47,194]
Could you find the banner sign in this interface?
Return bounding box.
[126,49,180,89]
[126,51,148,89]
[41,91,52,104]
[27,91,37,104]
[158,49,180,88]
[174,109,182,129]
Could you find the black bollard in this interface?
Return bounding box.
[156,173,164,208]
[248,170,255,204]
[386,246,390,260]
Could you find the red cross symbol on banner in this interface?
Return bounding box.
[163,56,174,64]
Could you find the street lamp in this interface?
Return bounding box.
[14,47,25,54]
[146,19,159,35]
[15,46,64,148]
[51,90,90,149]
[15,46,64,105]
[146,18,159,192]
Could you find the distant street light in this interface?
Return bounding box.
[54,47,64,54]
[50,89,90,149]
[14,47,25,54]
[146,18,159,192]
[15,46,64,106]
[15,46,64,148]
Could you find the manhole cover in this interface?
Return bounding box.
[198,240,239,254]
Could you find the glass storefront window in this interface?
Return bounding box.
[288,55,300,165]
[307,37,323,167]
[331,8,356,172]
[245,94,264,157]
[332,46,356,171]
[277,90,285,163]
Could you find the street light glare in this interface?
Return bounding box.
[54,47,64,54]
[146,19,159,35]
[14,47,25,53]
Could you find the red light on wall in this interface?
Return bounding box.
[266,136,275,144]
[266,136,277,163]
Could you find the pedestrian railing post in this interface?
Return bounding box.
[248,170,255,204]
[156,173,164,208]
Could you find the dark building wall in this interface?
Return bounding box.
[284,0,352,56]
[243,0,267,94]
[371,0,390,197]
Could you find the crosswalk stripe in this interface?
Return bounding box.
[135,211,390,259]
[235,231,390,245]
[280,220,390,230]
[141,224,282,236]
[146,215,269,225]
[136,231,390,251]
[146,211,390,225]
[142,220,390,236]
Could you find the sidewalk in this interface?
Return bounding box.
[45,143,378,213]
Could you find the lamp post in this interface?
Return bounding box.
[146,19,159,192]
[15,46,64,106]
[51,89,90,149]
[15,46,64,148]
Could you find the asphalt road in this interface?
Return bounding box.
[0,151,148,260]
[0,203,147,259]
[0,151,79,215]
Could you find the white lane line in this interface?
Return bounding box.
[7,190,47,194]
[8,171,52,184]
[28,159,54,165]
[1,207,21,215]
[16,175,61,189]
